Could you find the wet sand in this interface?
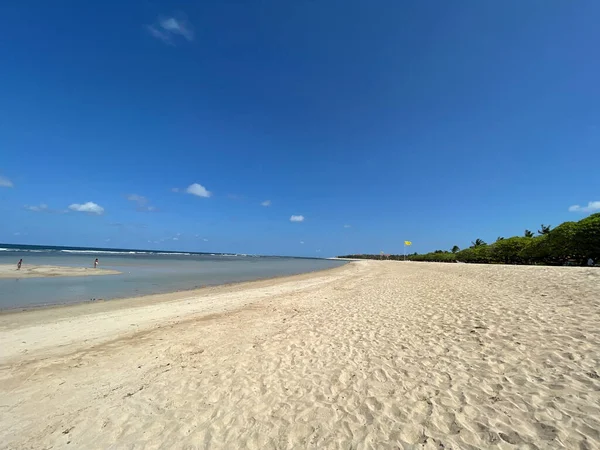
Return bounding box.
[0,264,120,279]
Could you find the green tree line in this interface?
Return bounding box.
[339,213,600,266]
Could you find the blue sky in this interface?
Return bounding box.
[1,1,599,256]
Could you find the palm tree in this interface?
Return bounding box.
[471,238,486,247]
[496,236,505,242]
[451,245,460,253]
[538,224,552,235]
[524,229,534,238]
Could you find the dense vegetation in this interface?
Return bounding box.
[340,213,600,266]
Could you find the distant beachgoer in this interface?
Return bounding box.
[94,258,99,268]
[589,258,595,267]
[17,259,22,270]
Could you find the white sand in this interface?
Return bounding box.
[0,264,120,279]
[1,261,599,449]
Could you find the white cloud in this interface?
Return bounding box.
[0,175,13,187]
[568,201,600,213]
[147,16,194,45]
[25,204,48,212]
[203,238,209,242]
[344,224,351,228]
[290,215,305,222]
[261,200,271,207]
[186,183,212,198]
[300,241,305,244]
[68,202,104,215]
[173,237,179,241]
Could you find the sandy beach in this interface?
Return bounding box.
[0,264,121,279]
[1,261,599,449]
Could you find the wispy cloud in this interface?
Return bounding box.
[127,194,156,212]
[261,200,271,207]
[151,233,183,243]
[171,188,180,193]
[69,202,104,215]
[0,175,13,188]
[127,194,145,203]
[186,183,212,198]
[25,204,48,212]
[147,16,194,45]
[300,241,305,244]
[568,201,600,213]
[24,204,68,214]
[146,25,173,45]
[343,224,351,228]
[290,215,305,222]
[160,17,194,40]
[108,222,147,230]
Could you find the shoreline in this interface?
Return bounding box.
[0,262,355,329]
[0,261,362,368]
[0,262,350,314]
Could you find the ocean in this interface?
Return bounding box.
[0,244,346,310]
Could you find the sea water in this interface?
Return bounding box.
[0,245,346,309]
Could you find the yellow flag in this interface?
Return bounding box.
[404,241,412,246]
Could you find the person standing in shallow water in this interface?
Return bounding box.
[17,259,22,270]
[94,258,99,269]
